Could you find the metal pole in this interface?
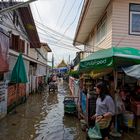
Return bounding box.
[52,54,54,73]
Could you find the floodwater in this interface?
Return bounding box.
[0,81,86,140]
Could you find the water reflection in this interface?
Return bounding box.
[0,82,85,140]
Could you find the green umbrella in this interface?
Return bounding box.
[10,53,28,112]
[11,53,28,83]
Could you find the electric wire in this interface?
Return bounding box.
[55,0,67,27]
[32,1,68,62]
[32,2,83,50]
[34,2,44,23]
[33,2,74,43]
[32,2,81,63]
[33,2,61,64]
[35,21,83,51]
[37,30,81,51]
[39,38,79,51]
[32,5,81,67]
[59,0,76,31]
[35,23,73,45]
[54,0,83,45]
[35,20,74,42]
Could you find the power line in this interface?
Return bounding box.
[39,36,79,51]
[53,0,83,48]
[34,2,44,23]
[35,20,73,42]
[1,15,79,64]
[36,27,76,49]
[36,23,72,44]
[0,3,83,53]
[59,0,76,31]
[34,21,83,51]
[37,30,81,50]
[59,0,83,41]
[32,4,75,43]
[55,0,67,27]
[31,2,73,61]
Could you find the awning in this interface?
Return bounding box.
[79,47,140,73]
[122,65,140,79]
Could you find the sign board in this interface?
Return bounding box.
[0,81,8,119]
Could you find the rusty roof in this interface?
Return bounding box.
[18,6,41,48]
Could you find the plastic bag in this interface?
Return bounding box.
[97,117,112,129]
[88,123,102,139]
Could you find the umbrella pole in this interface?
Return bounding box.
[15,54,20,113]
[14,83,18,113]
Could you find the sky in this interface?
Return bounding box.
[30,0,84,66]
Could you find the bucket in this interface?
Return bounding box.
[123,111,135,128]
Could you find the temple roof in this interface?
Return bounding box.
[57,60,67,68]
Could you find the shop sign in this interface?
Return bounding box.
[86,58,107,66]
[80,57,113,70]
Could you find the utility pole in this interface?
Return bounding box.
[0,0,37,14]
[68,55,70,65]
[52,54,54,73]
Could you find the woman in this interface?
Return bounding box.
[91,82,115,140]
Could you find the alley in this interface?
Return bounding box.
[0,81,85,140]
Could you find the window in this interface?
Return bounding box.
[20,39,25,53]
[96,15,107,44]
[0,74,4,81]
[10,34,25,53]
[130,3,140,35]
[10,34,19,52]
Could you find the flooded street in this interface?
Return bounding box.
[0,81,86,140]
